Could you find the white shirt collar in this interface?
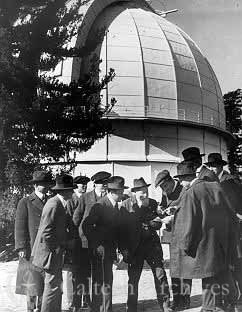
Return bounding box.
[190,177,198,186]
[35,190,45,200]
[171,179,179,193]
[107,193,117,208]
[57,194,67,207]
[218,170,224,181]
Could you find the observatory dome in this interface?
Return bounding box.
[79,1,225,130]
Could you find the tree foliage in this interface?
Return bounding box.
[224,89,242,177]
[0,0,115,191]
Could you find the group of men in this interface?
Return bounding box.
[14,146,242,312]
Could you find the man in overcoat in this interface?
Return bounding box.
[118,177,171,312]
[155,171,191,310]
[31,174,76,312]
[205,153,242,308]
[15,170,53,312]
[72,171,111,310]
[65,175,90,311]
[170,161,237,312]
[82,176,128,312]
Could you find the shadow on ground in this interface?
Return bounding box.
[112,295,202,312]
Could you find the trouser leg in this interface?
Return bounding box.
[40,269,63,312]
[26,295,36,311]
[201,271,236,312]
[127,256,144,312]
[66,271,73,308]
[90,252,113,312]
[171,278,182,306]
[145,241,170,310]
[181,279,192,308]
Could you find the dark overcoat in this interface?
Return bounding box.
[73,190,101,248]
[31,195,67,272]
[118,197,161,257]
[170,179,234,279]
[15,192,45,258]
[82,196,119,259]
[160,182,184,209]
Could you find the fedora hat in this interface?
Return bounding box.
[131,177,151,192]
[155,170,172,188]
[182,147,205,161]
[205,153,227,166]
[107,176,128,190]
[52,174,76,191]
[174,161,196,178]
[73,175,90,185]
[29,171,53,184]
[91,171,111,184]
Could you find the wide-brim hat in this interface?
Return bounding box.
[107,176,128,190]
[182,147,205,161]
[173,161,196,178]
[131,177,151,192]
[52,174,76,190]
[29,171,54,184]
[91,171,111,184]
[74,175,90,185]
[155,170,172,188]
[204,153,227,166]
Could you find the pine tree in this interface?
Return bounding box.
[223,89,242,178]
[0,0,115,189]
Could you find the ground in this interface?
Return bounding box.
[0,260,202,312]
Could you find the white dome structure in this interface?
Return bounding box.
[56,0,232,198]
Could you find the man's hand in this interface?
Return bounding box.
[18,249,27,258]
[164,206,177,215]
[96,245,105,258]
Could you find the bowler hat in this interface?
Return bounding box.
[155,170,172,188]
[29,171,53,184]
[107,176,128,190]
[52,174,76,190]
[131,177,151,192]
[73,175,90,185]
[205,153,227,166]
[182,147,205,161]
[174,161,196,178]
[91,171,111,184]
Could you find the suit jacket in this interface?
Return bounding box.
[15,192,45,258]
[73,190,101,248]
[82,195,119,259]
[170,179,234,279]
[118,197,160,257]
[31,195,67,272]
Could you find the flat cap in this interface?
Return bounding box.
[73,176,90,185]
[155,170,172,188]
[91,171,111,183]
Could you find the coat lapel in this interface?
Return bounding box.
[29,192,44,211]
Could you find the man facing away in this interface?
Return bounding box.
[155,170,191,311]
[170,161,237,312]
[118,177,171,312]
[15,170,53,312]
[82,176,128,312]
[31,174,76,312]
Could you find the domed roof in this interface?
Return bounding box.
[79,1,226,130]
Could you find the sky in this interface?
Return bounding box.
[151,0,242,94]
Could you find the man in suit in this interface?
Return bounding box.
[82,176,128,312]
[118,177,171,312]
[155,171,191,311]
[15,170,53,312]
[31,174,76,312]
[72,171,111,310]
[181,147,205,170]
[171,161,237,312]
[65,175,90,311]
